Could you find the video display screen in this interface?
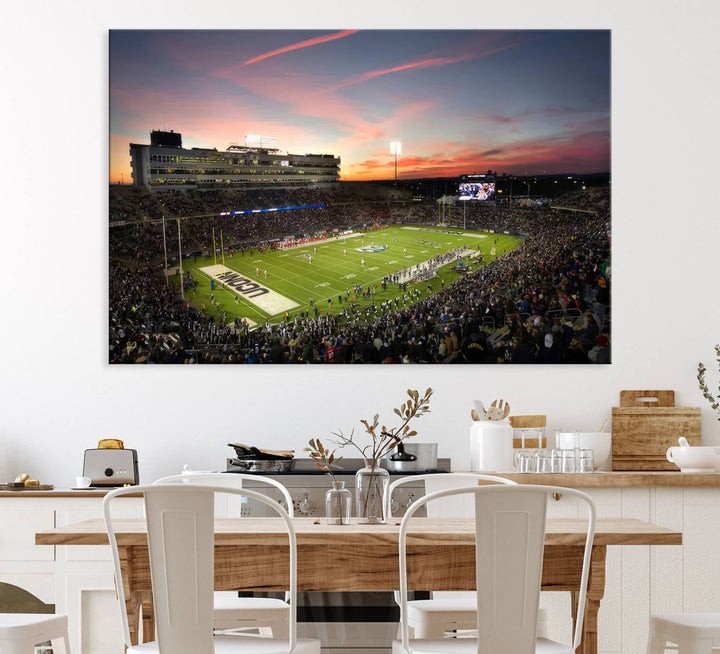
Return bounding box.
[459,182,496,201]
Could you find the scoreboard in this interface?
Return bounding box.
[459,173,496,201]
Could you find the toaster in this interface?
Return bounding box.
[82,449,139,486]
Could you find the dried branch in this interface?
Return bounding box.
[332,388,434,466]
[698,345,720,419]
[304,438,343,482]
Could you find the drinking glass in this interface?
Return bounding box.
[560,449,577,473]
[535,450,551,473]
[517,451,536,473]
[530,427,546,449]
[578,449,595,473]
[515,448,531,471]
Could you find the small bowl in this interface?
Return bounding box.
[666,446,720,472]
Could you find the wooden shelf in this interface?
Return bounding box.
[459,471,720,487]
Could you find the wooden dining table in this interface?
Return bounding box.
[36,516,681,654]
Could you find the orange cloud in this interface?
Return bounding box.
[241,30,359,66]
[344,125,609,181]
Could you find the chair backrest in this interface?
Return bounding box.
[385,472,516,519]
[396,484,595,654]
[103,484,297,654]
[153,471,295,517]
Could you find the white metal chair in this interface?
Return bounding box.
[0,613,70,654]
[393,484,596,654]
[103,483,320,654]
[153,472,292,638]
[386,473,519,638]
[647,614,720,653]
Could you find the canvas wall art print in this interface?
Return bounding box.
[109,29,610,364]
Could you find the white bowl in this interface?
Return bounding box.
[666,446,720,472]
[555,432,612,471]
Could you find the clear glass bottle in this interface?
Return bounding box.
[355,465,390,524]
[325,480,352,525]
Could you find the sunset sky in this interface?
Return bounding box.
[109,29,610,183]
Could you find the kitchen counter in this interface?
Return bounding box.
[0,488,137,498]
[3,472,720,496]
[458,471,720,487]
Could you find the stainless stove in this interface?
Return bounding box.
[226,457,451,518]
[224,457,451,654]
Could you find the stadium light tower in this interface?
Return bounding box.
[390,141,402,183]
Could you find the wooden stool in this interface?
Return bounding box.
[0,614,69,654]
[647,614,720,653]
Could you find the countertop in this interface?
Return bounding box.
[0,488,139,498]
[459,471,720,487]
[3,471,720,497]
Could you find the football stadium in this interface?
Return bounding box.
[109,30,610,365]
[109,176,610,364]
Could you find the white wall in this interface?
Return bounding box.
[0,0,718,486]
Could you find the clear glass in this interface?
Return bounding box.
[355,465,390,524]
[325,480,352,525]
[536,449,551,473]
[516,448,551,473]
[578,449,595,473]
[561,449,577,473]
[518,429,528,449]
[530,427,546,449]
[551,449,564,472]
[518,451,536,473]
[514,447,531,471]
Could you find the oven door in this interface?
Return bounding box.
[296,591,429,654]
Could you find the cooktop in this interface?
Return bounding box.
[225,457,451,475]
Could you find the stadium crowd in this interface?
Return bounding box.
[109,186,610,364]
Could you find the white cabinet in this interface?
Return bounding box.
[0,494,142,654]
[0,510,55,561]
[541,486,719,654]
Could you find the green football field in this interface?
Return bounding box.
[173,225,523,326]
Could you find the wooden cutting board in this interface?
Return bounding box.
[0,484,54,491]
[611,390,701,470]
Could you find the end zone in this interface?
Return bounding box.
[200,265,299,314]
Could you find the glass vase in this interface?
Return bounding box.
[355,465,390,524]
[325,481,352,525]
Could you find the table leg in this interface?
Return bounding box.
[125,593,142,646]
[119,545,154,646]
[572,545,606,654]
[140,591,154,643]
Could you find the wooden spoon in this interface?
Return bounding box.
[487,399,511,421]
[500,400,511,420]
[471,409,482,421]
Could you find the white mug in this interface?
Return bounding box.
[75,476,92,488]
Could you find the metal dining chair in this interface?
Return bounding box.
[103,483,320,654]
[0,613,70,654]
[647,613,720,653]
[386,473,519,638]
[393,484,596,654]
[153,472,292,638]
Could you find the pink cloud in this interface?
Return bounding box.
[241,30,359,66]
[324,39,522,93]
